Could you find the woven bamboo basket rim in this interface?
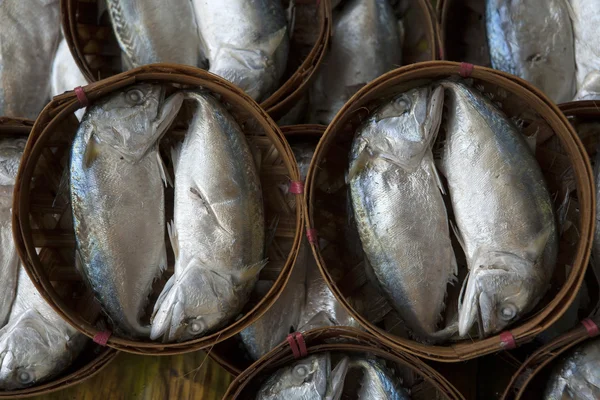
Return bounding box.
[12,63,303,354]
[500,316,600,400]
[0,118,118,398]
[559,100,600,116]
[222,326,465,399]
[208,124,325,377]
[304,60,595,362]
[59,0,332,121]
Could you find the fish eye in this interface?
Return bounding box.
[187,318,206,334]
[498,303,518,321]
[394,97,410,113]
[125,89,145,105]
[17,371,32,384]
[293,364,309,379]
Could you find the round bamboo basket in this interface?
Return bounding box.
[210,124,325,376]
[304,61,595,362]
[436,0,491,65]
[501,316,600,400]
[59,0,332,121]
[223,327,464,399]
[0,117,117,398]
[12,64,303,355]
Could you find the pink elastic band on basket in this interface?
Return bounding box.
[289,181,304,194]
[74,86,89,108]
[582,319,599,337]
[306,228,318,245]
[499,331,516,350]
[93,330,112,346]
[459,63,474,78]
[287,332,308,359]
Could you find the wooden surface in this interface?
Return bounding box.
[31,351,232,400]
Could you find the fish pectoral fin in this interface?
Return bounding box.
[167,220,179,261]
[232,259,268,288]
[450,220,466,254]
[347,146,372,183]
[157,151,173,187]
[424,153,447,195]
[83,135,100,168]
[169,142,182,175]
[524,224,555,262]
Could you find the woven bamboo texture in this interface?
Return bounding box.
[304,61,595,362]
[0,117,117,399]
[223,327,465,399]
[59,0,332,121]
[12,64,303,355]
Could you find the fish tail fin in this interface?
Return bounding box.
[167,220,179,261]
[157,151,173,187]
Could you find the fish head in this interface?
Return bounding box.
[150,262,243,342]
[0,311,81,390]
[0,138,27,186]
[87,84,184,162]
[458,251,544,337]
[257,353,349,400]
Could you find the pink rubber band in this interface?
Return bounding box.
[293,332,308,357]
[93,330,112,346]
[499,331,516,350]
[289,181,304,194]
[286,333,301,359]
[582,319,599,337]
[306,228,318,245]
[74,86,89,108]
[459,62,474,78]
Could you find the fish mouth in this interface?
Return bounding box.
[150,283,186,342]
[326,356,350,400]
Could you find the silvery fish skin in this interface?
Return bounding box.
[0,267,86,390]
[543,337,600,400]
[256,353,350,400]
[486,0,575,103]
[574,71,600,101]
[439,81,558,337]
[0,0,60,119]
[107,0,203,69]
[308,0,402,124]
[570,0,600,93]
[51,38,88,120]
[191,0,289,102]
[240,258,306,360]
[71,84,184,337]
[150,91,264,342]
[348,357,410,400]
[349,86,458,341]
[0,138,26,328]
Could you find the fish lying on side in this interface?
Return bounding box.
[308,0,402,124]
[486,0,575,103]
[439,81,557,338]
[570,0,600,95]
[0,267,87,390]
[0,138,26,328]
[0,137,86,390]
[51,38,88,120]
[107,0,203,69]
[256,353,350,400]
[348,86,458,342]
[150,91,265,342]
[543,337,600,400]
[574,71,600,101]
[0,0,61,119]
[347,356,411,400]
[191,0,289,102]
[71,84,184,337]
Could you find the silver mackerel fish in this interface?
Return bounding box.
[543,337,600,400]
[70,84,184,337]
[0,0,60,119]
[191,0,289,102]
[486,0,575,103]
[348,86,458,342]
[107,0,203,69]
[570,0,600,95]
[150,91,265,342]
[347,357,410,400]
[439,81,557,338]
[308,0,402,124]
